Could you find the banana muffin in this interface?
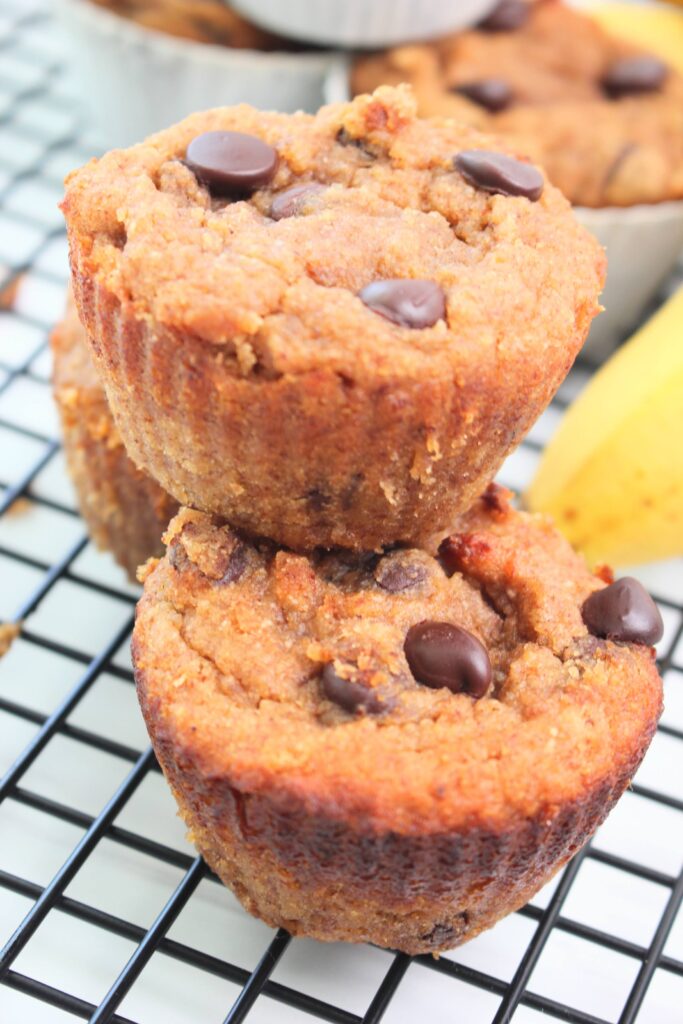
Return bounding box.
[133,486,662,953]
[52,293,178,581]
[353,0,683,207]
[63,85,603,551]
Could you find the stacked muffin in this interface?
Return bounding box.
[59,85,663,953]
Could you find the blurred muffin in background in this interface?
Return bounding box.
[353,0,683,208]
[352,0,683,356]
[55,0,341,147]
[87,0,303,49]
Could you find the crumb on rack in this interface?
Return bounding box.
[0,622,20,658]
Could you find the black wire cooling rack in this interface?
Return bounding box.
[0,2,682,1022]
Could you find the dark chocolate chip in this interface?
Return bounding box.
[270,182,325,220]
[336,127,377,161]
[220,543,248,585]
[359,279,446,329]
[185,131,278,196]
[455,150,543,200]
[602,56,668,99]
[437,536,461,578]
[321,663,386,715]
[375,558,428,593]
[404,621,492,698]
[581,577,664,645]
[455,79,514,112]
[479,0,530,32]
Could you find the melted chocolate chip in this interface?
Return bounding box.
[479,0,530,32]
[437,536,461,578]
[359,279,446,329]
[185,131,278,196]
[581,578,663,645]
[336,127,377,161]
[270,182,324,220]
[455,79,513,112]
[602,56,668,99]
[455,150,543,201]
[220,543,247,585]
[404,621,492,698]
[321,663,386,715]
[375,557,428,593]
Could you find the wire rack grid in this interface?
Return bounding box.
[0,2,682,1023]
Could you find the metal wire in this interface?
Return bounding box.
[0,3,681,1023]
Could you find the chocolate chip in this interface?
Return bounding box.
[220,543,247,585]
[270,182,324,220]
[455,79,513,112]
[479,0,530,32]
[321,663,386,715]
[404,621,492,698]
[359,279,446,329]
[581,578,663,645]
[336,127,377,161]
[602,56,668,99]
[375,557,428,593]
[185,131,278,196]
[455,150,543,201]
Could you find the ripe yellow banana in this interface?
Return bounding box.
[588,3,683,74]
[526,287,683,568]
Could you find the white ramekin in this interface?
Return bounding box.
[230,0,498,49]
[575,202,683,361]
[53,0,343,149]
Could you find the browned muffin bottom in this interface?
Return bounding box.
[88,0,296,49]
[63,85,604,551]
[133,487,662,953]
[51,293,178,581]
[352,0,683,207]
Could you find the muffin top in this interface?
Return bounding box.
[353,1,683,206]
[133,486,662,835]
[62,85,603,376]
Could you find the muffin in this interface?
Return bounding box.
[63,85,604,551]
[133,486,663,954]
[87,0,302,49]
[352,0,683,207]
[51,292,178,581]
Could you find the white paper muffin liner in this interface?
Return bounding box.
[230,0,497,49]
[54,0,343,149]
[574,202,683,361]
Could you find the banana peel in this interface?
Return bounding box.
[588,3,683,74]
[526,288,683,568]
